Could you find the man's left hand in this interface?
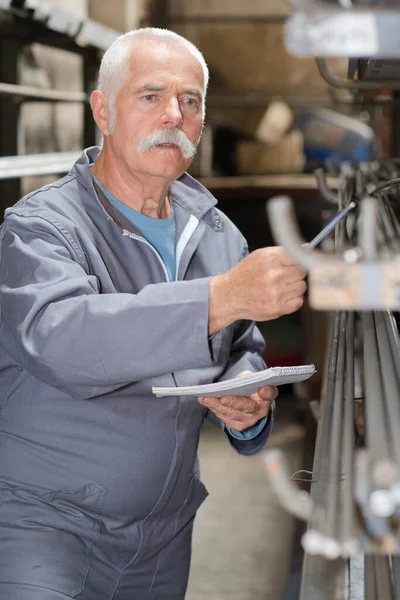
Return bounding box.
[197,370,278,432]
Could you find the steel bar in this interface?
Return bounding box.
[392,556,400,600]
[308,203,357,250]
[313,313,341,487]
[324,312,347,559]
[0,152,81,180]
[263,449,313,521]
[372,178,400,196]
[341,311,357,555]
[267,196,342,269]
[302,313,341,559]
[365,555,378,600]
[375,312,400,465]
[374,556,394,600]
[0,82,87,103]
[316,58,400,91]
[314,168,339,205]
[384,203,400,244]
[359,198,379,260]
[377,203,400,253]
[350,555,364,600]
[362,312,391,465]
[384,312,400,384]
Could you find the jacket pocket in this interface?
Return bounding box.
[0,483,106,597]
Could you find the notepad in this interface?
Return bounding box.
[152,364,316,398]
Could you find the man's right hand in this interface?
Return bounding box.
[208,246,307,335]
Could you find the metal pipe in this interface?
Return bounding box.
[364,555,378,600]
[263,449,313,521]
[0,82,87,103]
[302,313,341,557]
[384,312,400,384]
[314,313,341,482]
[316,57,400,91]
[0,151,81,179]
[308,202,357,249]
[324,312,346,559]
[374,556,394,600]
[375,312,400,465]
[362,312,391,465]
[372,178,400,196]
[359,198,379,260]
[392,556,400,600]
[340,311,357,555]
[378,203,400,253]
[266,196,343,269]
[314,168,339,205]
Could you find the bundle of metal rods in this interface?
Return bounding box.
[264,162,400,594]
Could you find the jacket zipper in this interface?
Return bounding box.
[122,214,200,283]
[175,215,199,280]
[121,230,170,282]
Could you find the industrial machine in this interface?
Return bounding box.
[264,2,400,598]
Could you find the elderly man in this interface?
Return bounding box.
[0,28,306,599]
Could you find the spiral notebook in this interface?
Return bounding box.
[152,364,316,398]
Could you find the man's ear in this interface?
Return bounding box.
[90,90,111,136]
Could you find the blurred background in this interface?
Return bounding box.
[1,1,400,598]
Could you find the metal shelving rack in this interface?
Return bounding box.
[0,0,120,212]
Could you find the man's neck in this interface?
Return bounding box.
[91,151,172,219]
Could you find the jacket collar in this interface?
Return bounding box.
[69,146,218,223]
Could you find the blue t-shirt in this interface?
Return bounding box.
[94,177,176,281]
[93,175,268,440]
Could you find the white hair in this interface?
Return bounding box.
[97,28,209,133]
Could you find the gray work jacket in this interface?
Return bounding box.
[0,146,272,558]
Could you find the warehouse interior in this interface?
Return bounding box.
[0,0,400,599]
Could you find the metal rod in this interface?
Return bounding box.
[0,82,87,103]
[308,202,357,249]
[378,203,400,253]
[359,198,379,260]
[372,178,400,196]
[374,556,394,600]
[316,57,400,91]
[0,151,81,179]
[340,311,356,555]
[324,312,347,559]
[384,312,400,384]
[314,167,339,205]
[362,312,390,464]
[392,556,400,600]
[364,555,378,600]
[263,449,313,521]
[375,312,400,465]
[315,313,341,483]
[302,313,342,558]
[266,196,342,269]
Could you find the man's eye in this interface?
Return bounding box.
[182,98,197,106]
[143,94,156,101]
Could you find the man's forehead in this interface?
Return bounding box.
[127,42,204,86]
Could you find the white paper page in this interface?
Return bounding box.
[152,365,315,398]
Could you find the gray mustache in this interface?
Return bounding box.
[137,129,197,159]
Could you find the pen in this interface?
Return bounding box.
[308,201,357,249]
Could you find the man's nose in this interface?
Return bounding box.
[162,97,183,128]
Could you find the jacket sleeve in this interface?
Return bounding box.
[206,318,275,455]
[0,214,218,399]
